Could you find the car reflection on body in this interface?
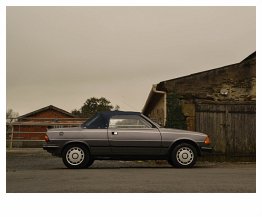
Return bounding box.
[43,111,212,169]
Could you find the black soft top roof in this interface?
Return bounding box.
[99,111,141,118]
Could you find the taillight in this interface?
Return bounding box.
[44,135,50,142]
[204,136,211,145]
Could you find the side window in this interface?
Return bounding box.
[109,115,151,129]
[83,115,107,129]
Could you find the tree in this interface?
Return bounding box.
[6,109,19,124]
[72,97,119,117]
[71,109,81,117]
[114,105,120,111]
[6,109,19,137]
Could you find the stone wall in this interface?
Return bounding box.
[145,94,165,126]
[158,55,256,103]
[157,53,256,130]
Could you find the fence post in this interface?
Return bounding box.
[9,124,14,149]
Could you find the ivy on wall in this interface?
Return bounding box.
[165,92,187,129]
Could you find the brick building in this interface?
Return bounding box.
[10,105,83,147]
[143,52,256,160]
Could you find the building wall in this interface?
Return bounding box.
[160,56,255,103]
[158,55,256,130]
[13,126,47,140]
[11,108,78,147]
[145,94,165,126]
[143,53,256,160]
[181,103,195,131]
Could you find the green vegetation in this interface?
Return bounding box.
[165,92,187,129]
[72,97,119,117]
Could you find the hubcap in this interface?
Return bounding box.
[66,147,85,165]
[176,147,194,165]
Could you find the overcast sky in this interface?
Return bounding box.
[6,6,255,116]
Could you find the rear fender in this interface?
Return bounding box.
[62,140,92,154]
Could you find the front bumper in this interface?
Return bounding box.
[198,142,214,155]
[200,146,213,153]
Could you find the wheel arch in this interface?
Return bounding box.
[168,139,201,158]
[62,141,91,155]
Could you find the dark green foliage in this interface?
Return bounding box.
[165,92,187,129]
[72,97,115,117]
[71,109,81,117]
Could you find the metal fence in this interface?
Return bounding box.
[6,118,87,148]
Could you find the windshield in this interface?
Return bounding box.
[141,114,162,128]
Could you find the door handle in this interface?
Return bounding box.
[112,131,118,135]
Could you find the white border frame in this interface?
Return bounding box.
[1,1,260,217]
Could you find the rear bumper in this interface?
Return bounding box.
[43,144,62,157]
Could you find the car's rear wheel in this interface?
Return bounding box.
[62,144,93,169]
[169,143,197,168]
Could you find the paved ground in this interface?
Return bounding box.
[6,148,256,193]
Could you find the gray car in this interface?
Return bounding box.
[43,111,212,169]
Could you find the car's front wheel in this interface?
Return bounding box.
[169,143,197,168]
[62,144,93,169]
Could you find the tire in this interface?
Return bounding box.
[85,159,95,168]
[62,144,93,169]
[170,143,197,168]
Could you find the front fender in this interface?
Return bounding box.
[168,139,201,156]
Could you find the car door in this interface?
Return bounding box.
[81,114,110,155]
[107,115,162,156]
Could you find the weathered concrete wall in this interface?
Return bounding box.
[144,52,255,129]
[181,103,195,131]
[156,53,256,131]
[143,53,256,161]
[146,94,165,126]
[158,56,256,103]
